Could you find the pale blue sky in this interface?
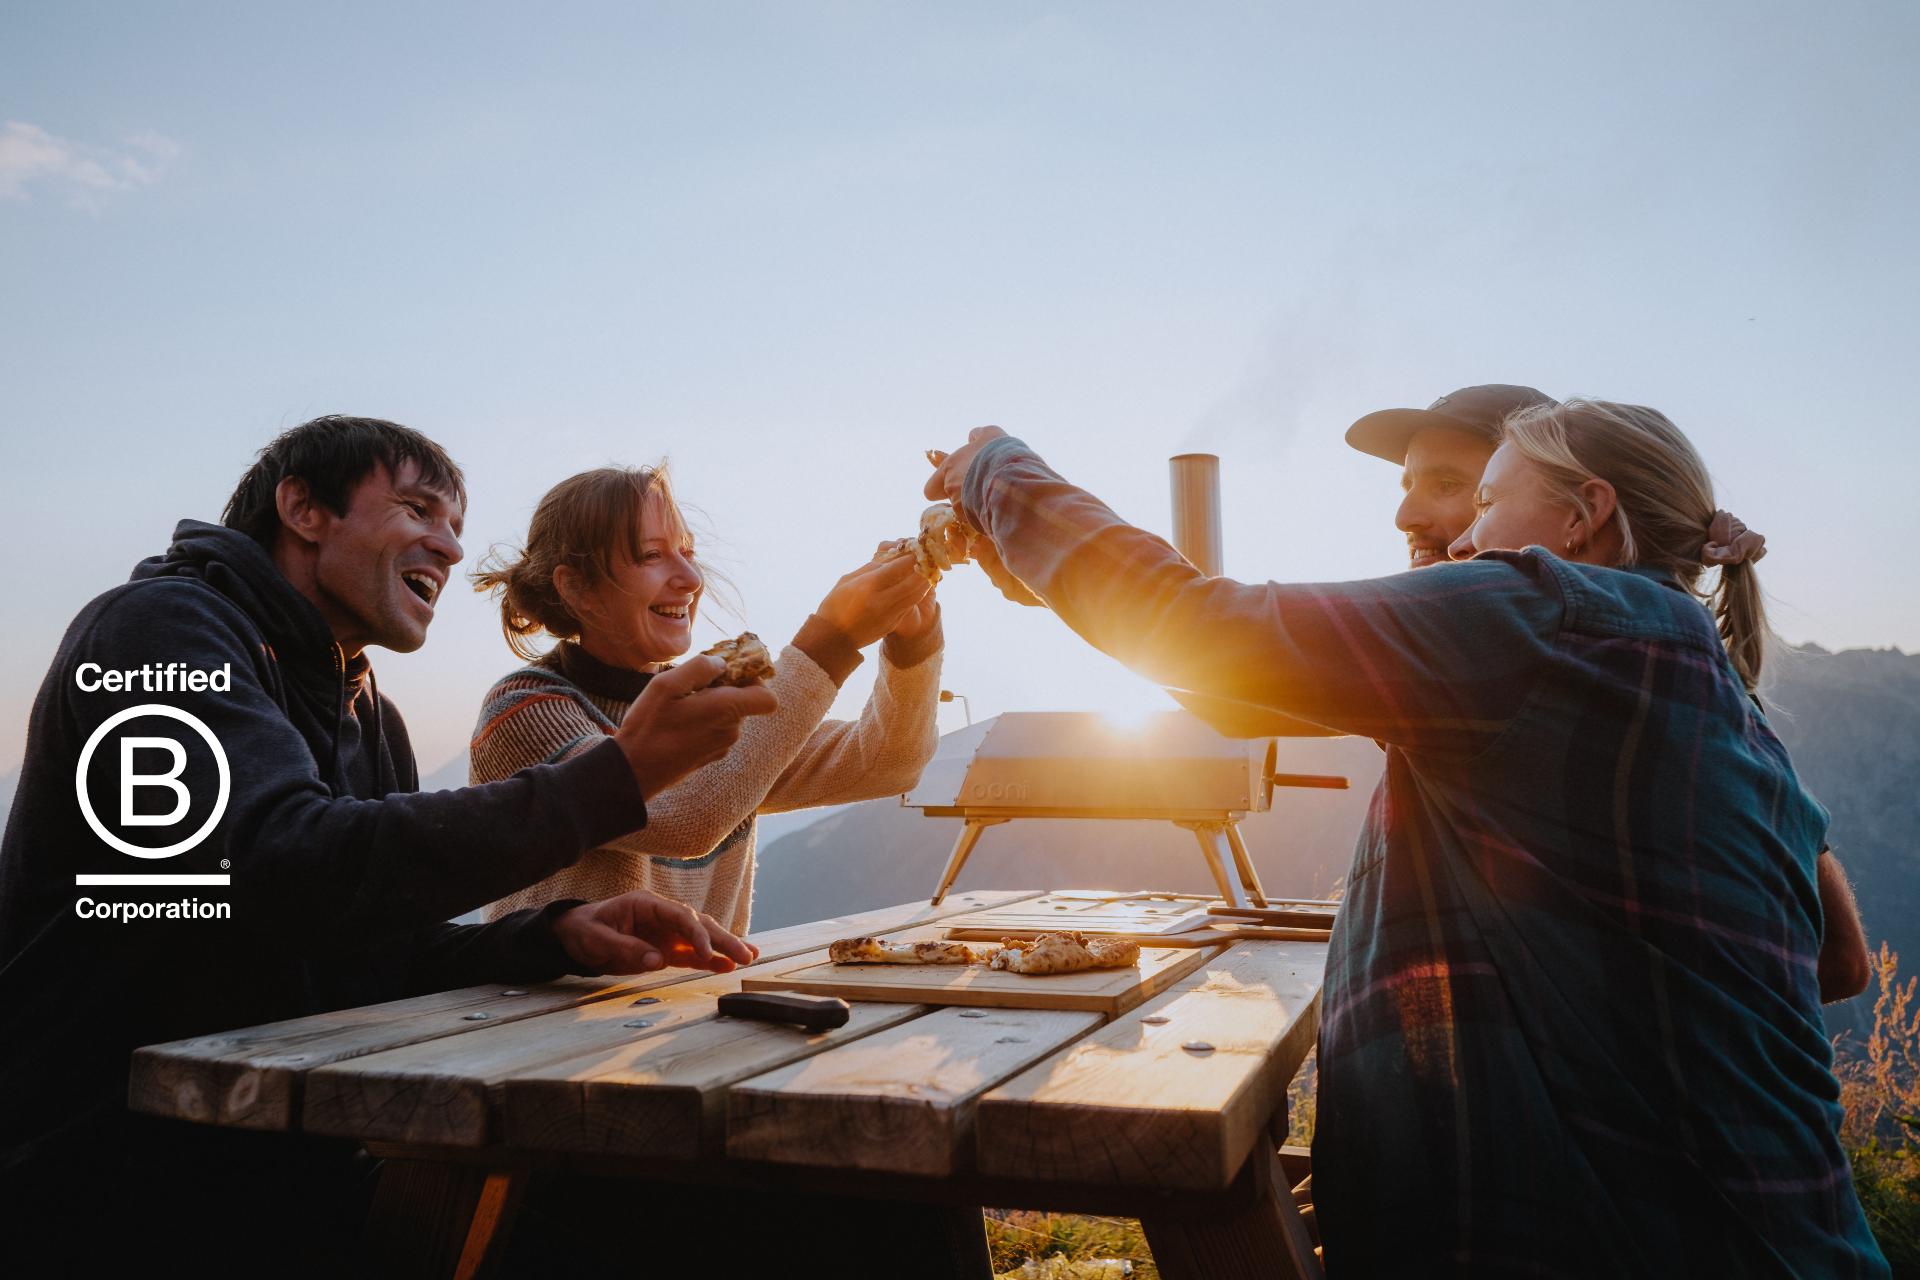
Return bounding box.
[4,1,1916,777]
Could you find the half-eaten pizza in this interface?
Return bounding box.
[826,930,1140,975]
[827,937,983,965]
[699,632,775,687]
[988,931,1142,975]
[875,503,977,585]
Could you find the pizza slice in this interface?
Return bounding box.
[987,931,1142,975]
[699,632,775,687]
[874,504,976,585]
[828,936,983,965]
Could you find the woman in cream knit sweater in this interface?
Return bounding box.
[470,464,943,934]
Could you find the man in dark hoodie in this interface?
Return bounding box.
[0,416,774,1268]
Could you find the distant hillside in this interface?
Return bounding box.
[753,646,1919,1042]
[420,753,470,793]
[1764,645,1920,1036]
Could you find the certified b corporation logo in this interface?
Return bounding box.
[75,703,232,880]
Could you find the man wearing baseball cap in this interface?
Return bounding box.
[1346,383,1556,569]
[1345,384,1871,1005]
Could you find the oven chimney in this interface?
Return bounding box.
[1169,453,1223,576]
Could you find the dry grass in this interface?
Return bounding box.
[984,1209,1157,1278]
[1835,942,1920,1269]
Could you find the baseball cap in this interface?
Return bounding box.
[1345,384,1556,465]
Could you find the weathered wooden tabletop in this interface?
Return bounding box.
[131,889,1327,1279]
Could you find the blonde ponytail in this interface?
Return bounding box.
[1501,399,1773,693]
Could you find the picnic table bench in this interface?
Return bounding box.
[131,889,1326,1278]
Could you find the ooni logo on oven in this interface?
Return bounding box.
[968,780,1030,802]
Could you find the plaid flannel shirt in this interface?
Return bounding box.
[963,437,1887,1278]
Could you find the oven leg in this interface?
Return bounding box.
[1224,821,1270,907]
[1184,822,1246,907]
[929,818,1002,905]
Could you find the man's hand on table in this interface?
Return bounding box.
[554,889,760,975]
[614,654,778,796]
[924,426,1044,608]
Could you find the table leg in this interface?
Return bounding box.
[365,1158,526,1279]
[862,1205,993,1278]
[1139,1150,1321,1280]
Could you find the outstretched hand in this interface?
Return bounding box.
[818,551,934,648]
[924,428,1042,608]
[889,578,941,639]
[613,655,778,796]
[552,888,760,975]
[922,425,1009,507]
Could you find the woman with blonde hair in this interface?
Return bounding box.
[469,463,942,934]
[1451,397,1773,689]
[928,406,1887,1276]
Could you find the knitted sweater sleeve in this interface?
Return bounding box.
[759,643,943,814]
[470,647,845,859]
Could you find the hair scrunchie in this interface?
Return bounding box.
[1702,509,1767,566]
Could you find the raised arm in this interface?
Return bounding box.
[472,555,935,859]
[928,430,1560,755]
[761,619,944,812]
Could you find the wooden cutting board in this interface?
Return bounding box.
[943,923,1332,949]
[936,892,1216,938]
[739,941,1215,1015]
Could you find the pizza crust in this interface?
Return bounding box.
[698,632,775,687]
[988,932,1142,975]
[826,931,1141,975]
[828,937,982,965]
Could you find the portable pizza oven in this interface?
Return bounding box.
[906,451,1345,907]
[904,710,1344,909]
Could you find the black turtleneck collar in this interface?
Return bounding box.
[548,641,658,702]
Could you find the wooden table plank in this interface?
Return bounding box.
[129,889,1037,1131]
[302,951,926,1149]
[500,998,928,1160]
[304,924,989,1149]
[302,966,754,1147]
[741,943,1212,1014]
[726,1005,1105,1176]
[973,940,1325,1192]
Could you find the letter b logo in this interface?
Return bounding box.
[120,738,189,826]
[76,705,231,859]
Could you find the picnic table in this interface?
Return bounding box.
[130,889,1326,1278]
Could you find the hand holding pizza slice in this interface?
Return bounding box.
[874,502,976,585]
[698,632,775,687]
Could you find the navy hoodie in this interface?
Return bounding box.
[0,520,651,1172]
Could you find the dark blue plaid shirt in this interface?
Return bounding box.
[964,437,1887,1278]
